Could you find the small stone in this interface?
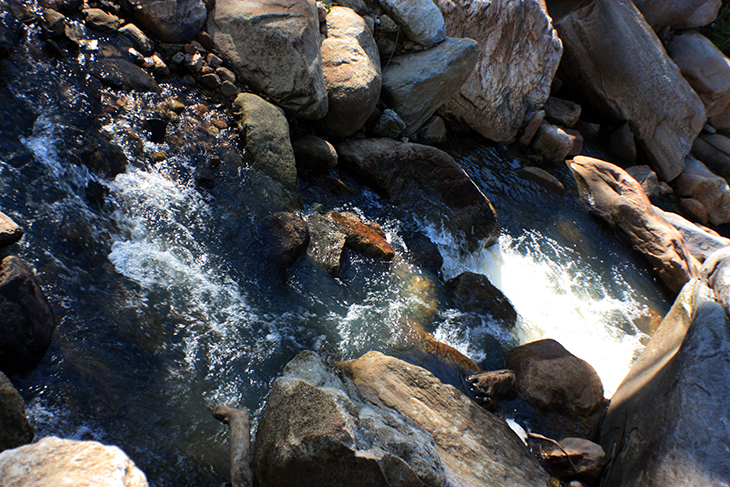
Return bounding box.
[215,67,236,84]
[305,213,347,276]
[564,128,583,156]
[42,9,66,38]
[151,151,166,162]
[206,52,223,69]
[516,166,565,196]
[82,8,121,34]
[543,97,582,128]
[0,213,23,247]
[171,52,185,64]
[415,116,446,145]
[518,110,545,146]
[532,122,572,162]
[626,165,661,198]
[543,438,606,484]
[184,52,204,73]
[167,99,186,114]
[200,65,214,75]
[218,81,238,97]
[679,197,709,224]
[292,135,338,172]
[467,369,517,410]
[144,118,168,142]
[258,212,310,270]
[119,23,153,56]
[373,109,406,138]
[127,47,144,65]
[199,73,221,89]
[196,30,214,51]
[378,14,399,33]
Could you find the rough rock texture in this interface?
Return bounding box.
[207,0,328,120]
[305,213,346,275]
[673,156,730,226]
[446,271,517,327]
[118,23,153,56]
[673,0,722,28]
[506,339,606,438]
[257,213,310,270]
[0,436,148,486]
[601,279,730,487]
[555,0,706,181]
[212,405,252,487]
[656,207,730,263]
[0,256,55,376]
[89,53,160,93]
[326,211,394,260]
[336,138,499,250]
[568,156,698,295]
[701,247,730,310]
[123,0,206,43]
[319,7,381,138]
[292,135,338,173]
[543,438,606,484]
[382,37,478,136]
[233,93,302,211]
[0,212,22,247]
[692,133,730,179]
[543,97,581,128]
[632,0,708,29]
[666,31,730,118]
[609,122,637,165]
[340,351,552,487]
[0,372,34,452]
[436,0,563,143]
[253,351,449,487]
[380,0,446,47]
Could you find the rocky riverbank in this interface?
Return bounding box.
[1,0,730,485]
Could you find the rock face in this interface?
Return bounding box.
[123,0,206,43]
[568,156,698,295]
[340,351,552,487]
[336,138,499,250]
[381,37,478,136]
[233,93,302,211]
[666,31,730,118]
[253,351,449,487]
[0,436,147,486]
[674,156,730,226]
[207,0,328,120]
[654,207,730,263]
[446,271,517,327]
[257,213,310,270]
[0,372,34,452]
[555,0,706,181]
[0,256,55,376]
[319,7,381,138]
[379,0,446,47]
[632,0,708,29]
[0,212,22,247]
[601,279,730,487]
[436,0,563,143]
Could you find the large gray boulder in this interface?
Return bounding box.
[382,37,478,136]
[555,0,706,181]
[568,156,698,295]
[340,351,552,487]
[319,7,381,138]
[336,138,499,250]
[632,0,708,29]
[673,0,722,28]
[207,0,328,120]
[379,0,446,47]
[673,156,730,226]
[601,279,730,487]
[436,0,563,143]
[666,31,730,118]
[0,372,34,453]
[253,351,449,487]
[123,0,206,43]
[0,437,148,486]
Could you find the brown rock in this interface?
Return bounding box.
[0,371,34,452]
[673,156,730,225]
[305,213,346,275]
[0,213,23,247]
[82,8,121,33]
[446,271,517,327]
[654,206,730,262]
[679,197,710,224]
[632,0,707,29]
[543,97,582,128]
[543,437,606,484]
[516,166,566,195]
[564,128,583,156]
[532,122,572,162]
[467,369,517,410]
[326,211,394,260]
[292,135,338,173]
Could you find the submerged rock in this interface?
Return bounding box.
[326,211,394,260]
[305,213,347,275]
[0,371,34,452]
[446,271,517,327]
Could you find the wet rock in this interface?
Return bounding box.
[380,0,445,47]
[123,0,206,43]
[0,212,23,247]
[257,213,310,270]
[446,271,517,327]
[415,116,446,145]
[436,0,563,143]
[305,213,346,275]
[144,118,167,142]
[326,211,394,260]
[692,133,730,178]
[673,156,730,226]
[601,280,730,487]
[555,0,706,181]
[673,0,721,28]
[543,97,582,128]
[568,156,698,295]
[218,80,238,98]
[626,165,661,198]
[319,6,381,138]
[532,122,572,162]
[371,108,406,138]
[233,93,302,211]
[564,128,583,156]
[0,256,55,376]
[41,9,66,38]
[0,371,34,452]
[88,55,161,93]
[0,9,23,60]
[382,37,478,136]
[340,351,552,487]
[654,206,730,263]
[207,0,328,120]
[467,369,517,410]
[55,125,128,178]
[506,339,606,439]
[254,351,449,487]
[336,138,499,250]
[212,405,252,487]
[119,23,153,56]
[543,438,606,484]
[82,8,121,33]
[0,436,148,486]
[666,31,730,118]
[402,231,443,275]
[516,166,566,195]
[632,0,707,29]
[292,136,337,173]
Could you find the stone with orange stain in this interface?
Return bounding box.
[325,211,394,260]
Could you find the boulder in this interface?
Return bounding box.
[0,212,23,247]
[568,156,698,295]
[257,213,310,270]
[626,165,661,198]
[666,31,730,118]
[305,213,346,275]
[655,207,730,263]
[292,135,338,173]
[692,133,730,179]
[232,93,302,211]
[88,54,161,93]
[467,369,517,410]
[673,156,730,226]
[543,438,606,484]
[506,339,606,438]
[207,0,328,120]
[319,7,381,138]
[0,371,34,452]
[673,0,722,28]
[531,122,573,162]
[679,197,710,224]
[382,37,479,136]
[564,128,583,156]
[555,0,706,181]
[336,138,499,250]
[0,256,55,376]
[632,0,708,29]
[701,247,730,310]
[82,8,121,33]
[601,280,730,487]
[326,211,394,260]
[446,271,517,327]
[379,0,446,47]
[253,351,449,487]
[0,436,147,486]
[436,0,563,143]
[543,97,582,128]
[123,0,206,43]
[416,116,447,145]
[340,351,552,487]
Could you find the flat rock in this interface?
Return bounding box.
[0,371,34,452]
[516,166,566,195]
[326,211,394,260]
[123,0,206,43]
[379,0,446,47]
[0,212,23,247]
[673,156,730,226]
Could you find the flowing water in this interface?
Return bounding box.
[1,22,669,487]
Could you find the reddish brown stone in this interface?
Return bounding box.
[326,211,395,260]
